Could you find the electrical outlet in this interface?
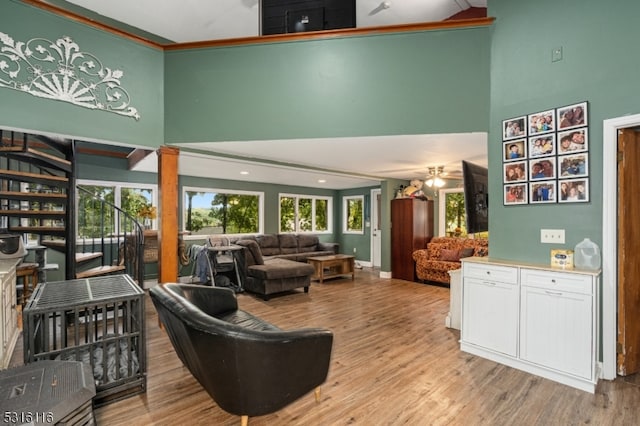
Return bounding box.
[541,229,565,244]
[353,247,357,253]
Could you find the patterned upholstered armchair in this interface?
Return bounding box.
[412,237,488,285]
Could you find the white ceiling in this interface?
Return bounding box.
[64,0,488,43]
[59,0,488,189]
[132,133,487,190]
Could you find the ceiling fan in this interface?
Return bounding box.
[425,166,447,188]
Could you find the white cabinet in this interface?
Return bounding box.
[0,259,19,370]
[460,257,600,393]
[462,262,518,356]
[520,269,595,380]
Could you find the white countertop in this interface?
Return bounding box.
[462,256,601,277]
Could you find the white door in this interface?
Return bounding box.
[371,189,381,268]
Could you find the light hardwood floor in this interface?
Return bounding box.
[12,269,640,425]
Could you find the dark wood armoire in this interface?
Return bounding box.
[391,197,434,281]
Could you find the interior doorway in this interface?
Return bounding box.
[370,188,381,268]
[603,113,640,380]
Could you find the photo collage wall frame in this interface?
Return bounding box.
[502,101,589,205]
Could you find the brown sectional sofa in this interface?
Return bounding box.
[412,236,488,285]
[234,234,339,300]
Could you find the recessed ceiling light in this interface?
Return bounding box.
[318,179,327,183]
[240,171,249,175]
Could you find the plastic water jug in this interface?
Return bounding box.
[574,238,601,270]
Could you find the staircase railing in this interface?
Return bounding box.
[76,186,145,285]
[1,129,146,286]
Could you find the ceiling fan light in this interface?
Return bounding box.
[434,177,445,187]
[426,178,434,187]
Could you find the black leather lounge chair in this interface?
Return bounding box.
[149,283,333,425]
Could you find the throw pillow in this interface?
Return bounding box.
[475,247,488,257]
[440,248,460,262]
[459,247,475,259]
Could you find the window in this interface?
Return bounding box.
[279,194,332,233]
[343,195,364,234]
[438,188,467,237]
[77,180,157,238]
[183,187,264,236]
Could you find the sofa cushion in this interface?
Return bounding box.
[459,247,475,259]
[235,239,264,266]
[297,234,320,253]
[440,248,460,262]
[248,258,314,280]
[257,234,281,256]
[271,253,300,261]
[427,243,446,260]
[278,234,299,255]
[424,259,461,272]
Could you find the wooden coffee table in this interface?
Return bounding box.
[307,254,355,283]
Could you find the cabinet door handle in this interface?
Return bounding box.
[482,281,496,286]
[545,290,563,296]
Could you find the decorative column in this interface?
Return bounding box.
[157,146,180,283]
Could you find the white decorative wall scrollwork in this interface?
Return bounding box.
[0,32,140,120]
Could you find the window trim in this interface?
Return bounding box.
[342,195,364,235]
[77,179,158,239]
[182,185,265,238]
[278,193,333,234]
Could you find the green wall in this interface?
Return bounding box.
[488,0,640,263]
[164,27,490,142]
[0,1,164,147]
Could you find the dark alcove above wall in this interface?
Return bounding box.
[262,0,356,35]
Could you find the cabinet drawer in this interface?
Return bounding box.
[521,268,593,295]
[463,262,518,284]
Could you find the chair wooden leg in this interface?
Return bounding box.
[240,415,248,426]
[314,386,321,402]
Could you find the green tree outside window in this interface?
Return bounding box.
[279,194,332,233]
[343,196,364,234]
[184,188,262,235]
[445,191,467,237]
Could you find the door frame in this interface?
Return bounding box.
[602,113,640,380]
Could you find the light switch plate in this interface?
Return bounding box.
[541,229,565,244]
